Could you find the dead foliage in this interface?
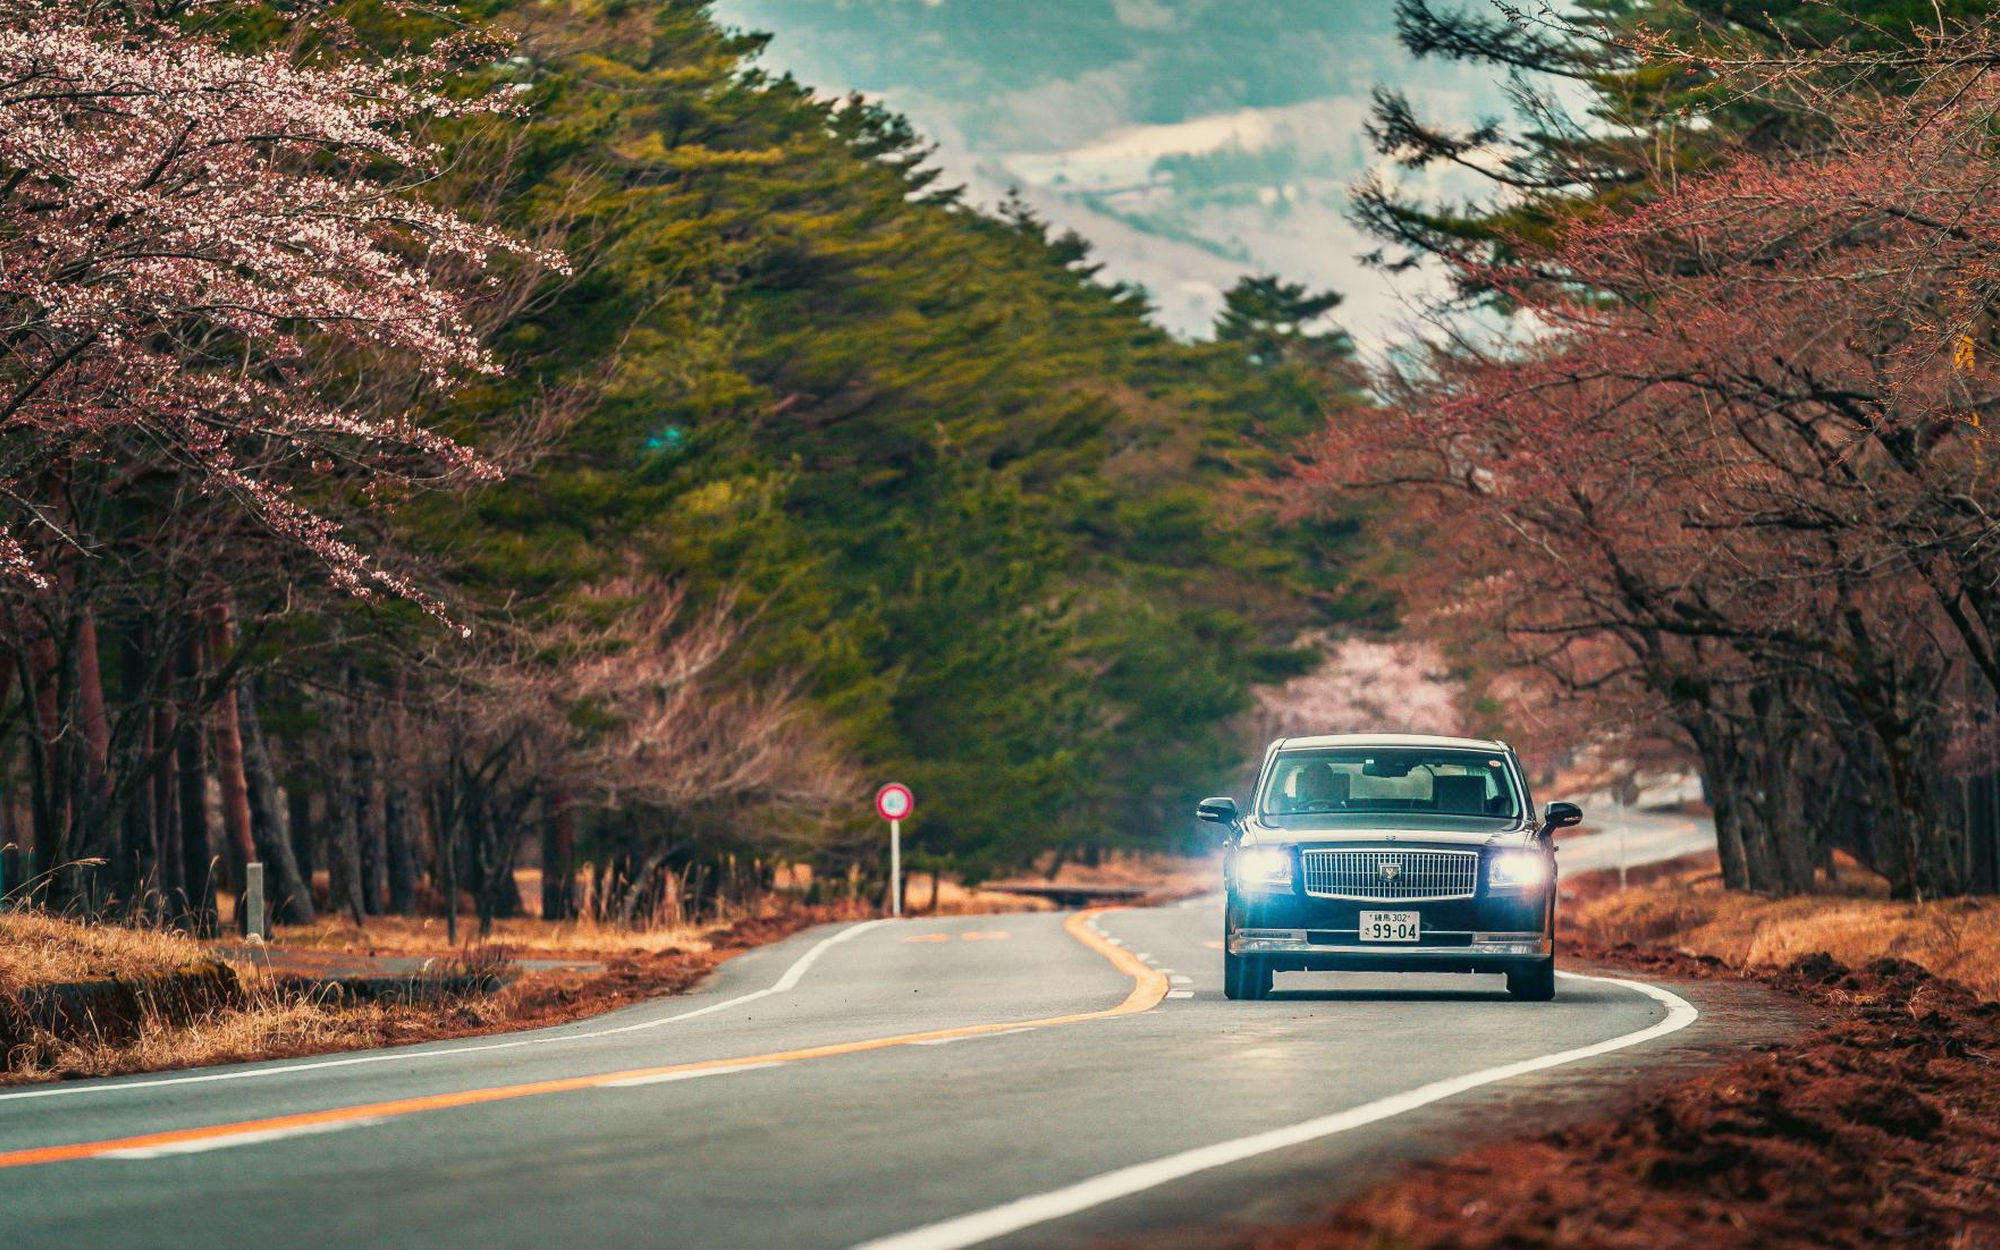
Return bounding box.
[1243,953,2000,1249]
[1565,855,2000,1000]
[0,902,865,1085]
[1240,862,2000,1250]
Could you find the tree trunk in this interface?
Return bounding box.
[238,681,314,925]
[356,727,387,916]
[175,638,217,936]
[152,702,182,909]
[23,620,66,900]
[204,603,258,933]
[118,705,155,917]
[288,786,315,886]
[540,787,575,921]
[385,776,416,916]
[328,750,366,926]
[72,609,114,900]
[325,671,367,927]
[435,782,460,945]
[1,782,20,907]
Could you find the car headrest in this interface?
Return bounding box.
[1431,774,1489,814]
[1293,763,1350,805]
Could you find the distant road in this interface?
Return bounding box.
[1556,794,1717,876]
[1,897,1772,1250]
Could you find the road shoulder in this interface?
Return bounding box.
[1205,931,2000,1250]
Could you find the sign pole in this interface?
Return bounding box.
[874,783,914,920]
[890,818,902,918]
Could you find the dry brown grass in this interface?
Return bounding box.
[1566,855,2000,1000]
[0,911,214,993]
[263,910,723,960]
[4,995,388,1084]
[987,849,1221,901]
[1,901,860,1086]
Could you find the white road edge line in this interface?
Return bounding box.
[0,920,889,1105]
[846,970,1698,1250]
[97,1117,387,1160]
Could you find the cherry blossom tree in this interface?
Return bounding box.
[0,0,556,913]
[0,0,553,602]
[405,580,856,935]
[1297,22,2000,898]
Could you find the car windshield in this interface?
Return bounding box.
[1260,747,1520,820]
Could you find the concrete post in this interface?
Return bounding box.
[244,861,267,940]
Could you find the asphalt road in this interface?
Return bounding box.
[0,897,1783,1250]
[1557,802,1716,875]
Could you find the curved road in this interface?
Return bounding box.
[1557,807,1715,876]
[0,899,1778,1250]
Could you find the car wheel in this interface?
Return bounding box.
[1223,951,1273,1000]
[1507,958,1556,1001]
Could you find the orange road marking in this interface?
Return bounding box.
[960,931,1010,941]
[902,933,952,943]
[0,910,1166,1171]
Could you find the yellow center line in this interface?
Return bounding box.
[0,909,1168,1171]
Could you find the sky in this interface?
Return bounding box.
[709,0,1516,342]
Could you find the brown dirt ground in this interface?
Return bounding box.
[1235,867,2000,1250]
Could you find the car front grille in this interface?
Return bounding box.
[1299,849,1479,901]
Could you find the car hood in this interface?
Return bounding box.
[1241,814,1537,849]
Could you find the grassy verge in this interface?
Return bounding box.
[1243,859,2000,1249]
[1566,852,2000,999]
[0,901,864,1086]
[0,910,217,992]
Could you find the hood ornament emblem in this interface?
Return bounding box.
[1378,860,1402,882]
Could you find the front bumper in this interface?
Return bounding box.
[1227,927,1550,972]
[1226,883,1553,972]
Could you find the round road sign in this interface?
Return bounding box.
[875,783,913,822]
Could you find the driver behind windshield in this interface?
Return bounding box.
[1264,749,1519,820]
[1289,761,1348,811]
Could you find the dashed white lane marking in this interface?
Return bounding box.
[847,970,1699,1250]
[909,1028,1034,1047]
[1166,991,1195,1000]
[0,920,890,1105]
[601,1062,785,1088]
[1136,953,1152,963]
[1170,976,1192,986]
[99,1118,385,1160]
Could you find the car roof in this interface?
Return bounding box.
[1271,732,1511,753]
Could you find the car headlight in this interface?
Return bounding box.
[1233,847,1294,893]
[1488,850,1551,891]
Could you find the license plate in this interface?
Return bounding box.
[1359,911,1420,942]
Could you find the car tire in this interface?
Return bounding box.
[1507,958,1556,1001]
[1223,951,1273,1000]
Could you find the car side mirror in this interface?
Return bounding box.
[1541,801,1583,837]
[1196,796,1241,833]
